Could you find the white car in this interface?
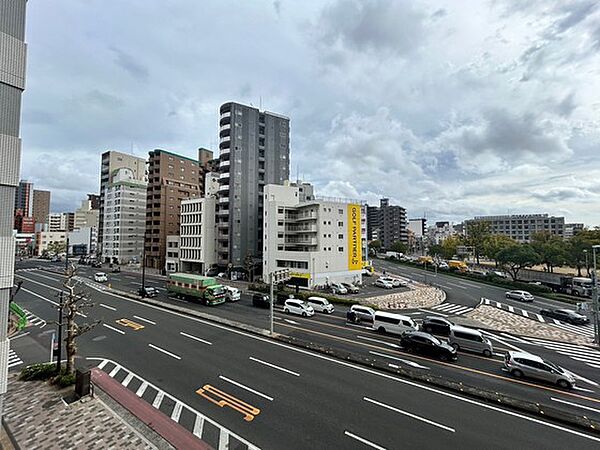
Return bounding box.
[330,283,348,295]
[307,296,335,314]
[284,299,315,317]
[224,286,240,302]
[379,276,408,288]
[94,272,108,283]
[505,290,534,302]
[374,278,393,289]
[438,262,449,270]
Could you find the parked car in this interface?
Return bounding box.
[252,293,271,309]
[341,283,359,294]
[111,266,121,273]
[362,269,373,277]
[94,272,108,283]
[420,316,454,336]
[540,308,589,325]
[373,311,417,336]
[448,326,493,357]
[138,286,158,298]
[400,331,458,361]
[276,292,295,305]
[307,296,334,314]
[504,351,575,389]
[374,278,394,289]
[224,286,240,302]
[492,271,507,278]
[505,290,534,302]
[284,299,314,317]
[205,267,219,277]
[330,283,348,295]
[91,261,102,268]
[349,305,375,323]
[379,276,407,287]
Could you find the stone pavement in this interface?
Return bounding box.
[361,272,445,310]
[3,374,159,450]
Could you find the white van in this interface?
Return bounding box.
[448,326,494,357]
[373,311,417,336]
[306,297,334,314]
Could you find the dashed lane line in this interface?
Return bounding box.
[218,375,273,401]
[148,343,181,360]
[249,357,300,377]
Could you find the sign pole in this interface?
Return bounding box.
[269,272,274,336]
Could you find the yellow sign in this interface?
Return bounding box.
[197,384,260,422]
[347,204,362,270]
[289,272,311,279]
[116,318,145,331]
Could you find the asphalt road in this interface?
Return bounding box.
[10,260,600,448]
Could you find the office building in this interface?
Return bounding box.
[197,148,219,196]
[216,102,290,269]
[87,193,100,210]
[428,221,454,245]
[367,198,408,249]
[165,235,180,273]
[35,231,67,256]
[47,212,75,232]
[465,214,565,243]
[263,182,366,288]
[68,227,97,256]
[14,179,33,216]
[32,189,50,224]
[408,218,426,238]
[98,150,147,258]
[180,173,219,274]
[144,149,200,270]
[13,210,34,233]
[101,167,147,264]
[74,197,99,229]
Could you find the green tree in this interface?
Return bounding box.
[47,241,67,255]
[440,235,461,260]
[565,234,590,277]
[428,244,443,257]
[390,240,408,254]
[530,232,567,273]
[496,244,542,281]
[482,235,518,266]
[463,221,491,264]
[368,240,382,254]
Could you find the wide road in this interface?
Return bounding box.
[10,263,600,449]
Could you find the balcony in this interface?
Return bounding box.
[219,136,230,144]
[219,196,229,204]
[220,160,230,169]
[286,237,318,245]
[217,207,229,216]
[218,184,229,193]
[220,147,230,158]
[220,111,231,120]
[285,225,317,233]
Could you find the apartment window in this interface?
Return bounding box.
[338,221,343,227]
[323,234,327,238]
[323,221,327,225]
[338,247,344,252]
[278,245,284,251]
[278,232,284,238]
[278,208,284,214]
[338,209,343,214]
[338,234,343,239]
[278,220,284,226]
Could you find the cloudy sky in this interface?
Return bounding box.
[20,0,600,225]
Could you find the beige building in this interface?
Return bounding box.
[74,198,99,229]
[35,231,67,256]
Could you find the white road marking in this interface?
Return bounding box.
[180,331,212,345]
[507,305,515,313]
[192,415,205,438]
[149,343,181,360]
[218,375,273,401]
[218,430,229,450]
[21,287,59,306]
[369,350,430,370]
[108,366,121,377]
[171,402,183,422]
[249,357,300,376]
[446,282,467,290]
[133,315,156,325]
[551,397,600,415]
[563,369,599,387]
[152,391,165,408]
[572,386,595,393]
[122,373,134,387]
[364,397,455,432]
[103,324,125,335]
[98,359,109,370]
[99,303,116,311]
[418,309,449,317]
[284,319,298,325]
[478,330,524,352]
[356,335,400,348]
[344,431,387,450]
[135,382,148,397]
[498,332,532,344]
[9,332,30,340]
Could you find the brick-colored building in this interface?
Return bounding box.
[32,189,50,225]
[144,150,200,270]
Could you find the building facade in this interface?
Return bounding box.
[68,227,97,256]
[165,235,180,273]
[98,150,147,258]
[144,149,200,270]
[564,223,584,240]
[216,102,290,268]
[32,189,50,224]
[35,231,67,256]
[74,198,99,230]
[47,212,74,232]
[466,214,565,243]
[101,168,147,264]
[367,198,408,249]
[14,179,32,216]
[263,182,366,288]
[179,173,219,274]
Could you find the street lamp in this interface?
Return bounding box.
[592,245,600,347]
[583,249,589,277]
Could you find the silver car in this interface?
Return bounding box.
[505,290,534,302]
[504,351,575,389]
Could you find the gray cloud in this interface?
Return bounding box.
[110,46,149,80]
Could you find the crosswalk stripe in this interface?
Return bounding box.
[432,303,473,315]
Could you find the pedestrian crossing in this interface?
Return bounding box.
[91,358,260,450]
[15,268,38,273]
[23,308,46,328]
[8,349,22,369]
[524,337,600,370]
[430,302,474,315]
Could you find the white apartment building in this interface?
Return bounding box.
[263,182,366,288]
[68,227,97,256]
[101,168,147,264]
[47,212,74,232]
[179,173,219,274]
[165,235,180,273]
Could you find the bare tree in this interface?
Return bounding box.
[61,264,100,375]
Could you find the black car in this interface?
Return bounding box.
[138,287,158,298]
[420,316,454,336]
[400,331,458,361]
[252,293,271,309]
[540,308,589,325]
[276,293,294,305]
[91,261,102,268]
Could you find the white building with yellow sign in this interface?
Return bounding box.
[262,182,367,289]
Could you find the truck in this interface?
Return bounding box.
[385,251,403,260]
[517,269,592,297]
[167,273,226,306]
[448,260,468,272]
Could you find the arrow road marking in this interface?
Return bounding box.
[369,350,430,370]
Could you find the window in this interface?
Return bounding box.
[278,232,284,238]
[338,234,344,239]
[278,207,284,214]
[338,209,343,214]
[338,247,343,252]
[338,221,344,227]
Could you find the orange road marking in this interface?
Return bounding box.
[196,384,260,422]
[116,318,145,331]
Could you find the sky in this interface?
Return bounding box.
[20,0,600,226]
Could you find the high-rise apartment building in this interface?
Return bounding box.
[0,0,27,418]
[102,168,147,264]
[144,149,200,270]
[367,198,408,249]
[47,212,75,232]
[216,102,290,268]
[98,150,147,257]
[32,189,50,224]
[466,214,565,243]
[14,179,33,216]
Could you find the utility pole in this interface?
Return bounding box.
[269,272,274,336]
[592,246,600,347]
[141,235,147,295]
[56,290,63,373]
[65,235,70,271]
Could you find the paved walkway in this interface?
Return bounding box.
[3,374,157,449]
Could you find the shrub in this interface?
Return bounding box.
[53,373,76,388]
[19,363,57,381]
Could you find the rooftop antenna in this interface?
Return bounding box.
[260,96,263,110]
[296,164,299,183]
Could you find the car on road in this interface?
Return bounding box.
[374,278,394,289]
[224,286,240,302]
[330,283,348,295]
[138,286,158,298]
[252,293,271,308]
[420,316,454,336]
[94,272,108,283]
[91,261,102,268]
[437,262,449,270]
[448,326,493,357]
[373,311,417,336]
[111,266,121,273]
[341,282,360,294]
[505,290,534,302]
[284,299,314,317]
[379,276,408,287]
[362,269,373,277]
[503,351,575,389]
[400,331,458,361]
[307,296,335,314]
[349,305,375,323]
[540,308,589,325]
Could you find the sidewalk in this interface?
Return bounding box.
[3,374,161,449]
